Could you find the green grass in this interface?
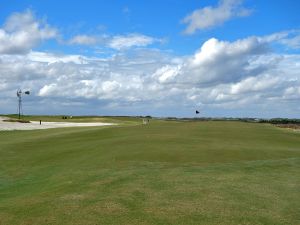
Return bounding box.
[5,114,141,125]
[0,118,299,225]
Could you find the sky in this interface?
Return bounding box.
[0,0,300,118]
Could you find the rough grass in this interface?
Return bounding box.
[0,119,299,225]
[2,119,31,123]
[4,114,141,125]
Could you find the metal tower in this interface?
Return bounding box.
[17,89,30,119]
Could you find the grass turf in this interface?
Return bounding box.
[0,118,299,225]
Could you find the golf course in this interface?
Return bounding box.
[0,116,299,225]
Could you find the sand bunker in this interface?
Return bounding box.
[0,117,115,131]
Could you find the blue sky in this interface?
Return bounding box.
[0,0,300,117]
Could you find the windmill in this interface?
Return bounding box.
[17,89,30,119]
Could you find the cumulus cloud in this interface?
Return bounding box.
[153,37,270,86]
[1,30,300,117]
[38,83,58,96]
[152,65,182,83]
[182,0,252,34]
[186,37,267,85]
[0,10,57,54]
[230,75,280,94]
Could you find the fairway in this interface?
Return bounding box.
[0,119,299,225]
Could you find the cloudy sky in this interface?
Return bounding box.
[0,0,300,118]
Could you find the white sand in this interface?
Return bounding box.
[0,117,115,131]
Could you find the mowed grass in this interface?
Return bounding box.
[5,114,140,125]
[0,119,299,225]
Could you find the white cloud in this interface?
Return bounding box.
[0,81,7,91]
[108,34,159,50]
[102,80,121,92]
[152,65,182,83]
[230,75,280,94]
[281,35,300,49]
[283,86,300,99]
[165,36,269,86]
[182,0,252,34]
[68,35,98,45]
[27,51,89,64]
[38,83,58,96]
[0,10,57,54]
[259,30,300,49]
[1,31,300,117]
[258,31,290,43]
[67,33,162,51]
